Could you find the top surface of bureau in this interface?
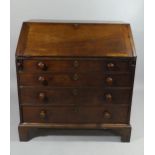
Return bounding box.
[16,21,136,57]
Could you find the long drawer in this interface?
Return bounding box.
[22,105,129,123]
[17,59,131,73]
[20,87,131,105]
[19,72,132,87]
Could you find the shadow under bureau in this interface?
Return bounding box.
[16,21,136,142]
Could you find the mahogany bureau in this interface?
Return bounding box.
[16,21,136,142]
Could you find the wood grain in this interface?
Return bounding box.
[20,87,131,105]
[22,105,129,124]
[16,22,135,57]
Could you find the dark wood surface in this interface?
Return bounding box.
[17,59,131,73]
[16,21,136,142]
[20,87,131,105]
[22,105,129,123]
[18,123,131,142]
[16,22,135,57]
[19,72,132,87]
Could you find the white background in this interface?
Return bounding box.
[10,0,144,155]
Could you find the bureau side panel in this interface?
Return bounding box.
[16,57,24,123]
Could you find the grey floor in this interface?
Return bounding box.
[10,77,144,155]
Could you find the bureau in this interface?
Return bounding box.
[16,21,136,142]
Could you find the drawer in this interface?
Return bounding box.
[17,59,131,73]
[20,87,131,105]
[19,73,132,87]
[22,105,129,123]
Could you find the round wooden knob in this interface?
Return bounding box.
[73,24,79,29]
[17,62,23,70]
[38,92,46,100]
[38,76,45,82]
[73,60,79,68]
[38,76,48,85]
[72,89,78,96]
[103,111,111,119]
[106,77,113,85]
[17,62,22,67]
[73,73,79,81]
[39,110,46,120]
[37,62,47,70]
[107,63,115,69]
[105,93,112,102]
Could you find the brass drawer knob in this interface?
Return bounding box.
[37,62,47,70]
[72,89,78,96]
[38,92,46,101]
[38,76,48,85]
[105,93,112,102]
[103,111,111,119]
[39,110,46,120]
[73,60,79,68]
[73,73,79,81]
[106,77,113,85]
[107,63,115,69]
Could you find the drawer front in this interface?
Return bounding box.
[22,105,129,123]
[19,73,132,87]
[20,87,131,105]
[17,59,131,73]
